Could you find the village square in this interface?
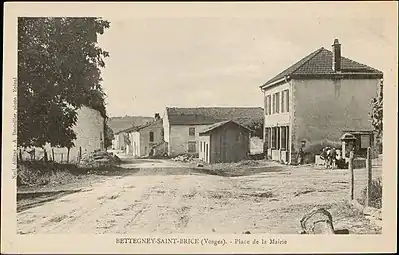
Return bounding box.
[15,15,384,235]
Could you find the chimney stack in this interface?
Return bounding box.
[154,113,160,120]
[332,39,341,72]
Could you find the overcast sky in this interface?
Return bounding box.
[97,3,395,118]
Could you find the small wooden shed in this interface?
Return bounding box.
[198,120,251,164]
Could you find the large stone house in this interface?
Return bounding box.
[163,107,263,157]
[260,39,383,164]
[20,105,105,163]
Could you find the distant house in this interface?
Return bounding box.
[260,39,383,164]
[163,107,263,157]
[109,115,154,151]
[125,114,164,157]
[199,120,251,164]
[112,130,127,151]
[20,105,105,163]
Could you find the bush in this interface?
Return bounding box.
[360,178,382,209]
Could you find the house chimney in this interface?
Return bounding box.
[332,39,341,72]
[154,113,160,120]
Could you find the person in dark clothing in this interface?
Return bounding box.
[297,148,304,165]
[328,148,337,169]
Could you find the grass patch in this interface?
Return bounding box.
[17,161,139,189]
[359,178,382,209]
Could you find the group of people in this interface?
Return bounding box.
[320,146,343,169]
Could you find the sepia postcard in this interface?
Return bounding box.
[2,2,398,254]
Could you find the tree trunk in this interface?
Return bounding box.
[52,148,55,162]
[19,149,23,162]
[43,148,48,163]
[33,148,36,161]
[67,147,70,163]
[79,147,82,163]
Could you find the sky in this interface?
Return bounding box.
[97,3,396,118]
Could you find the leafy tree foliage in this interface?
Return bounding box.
[18,17,110,149]
[246,119,264,139]
[370,79,383,138]
[104,124,114,149]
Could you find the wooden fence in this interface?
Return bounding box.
[348,147,380,208]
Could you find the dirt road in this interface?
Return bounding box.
[17,158,382,234]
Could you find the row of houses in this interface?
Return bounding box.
[113,39,383,164]
[112,107,264,163]
[30,39,381,165]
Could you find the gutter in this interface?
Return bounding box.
[260,76,290,90]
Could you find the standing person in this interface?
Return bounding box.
[324,147,331,168]
[297,148,304,165]
[329,147,337,169]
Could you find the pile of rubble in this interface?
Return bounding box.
[78,150,121,168]
[171,154,196,162]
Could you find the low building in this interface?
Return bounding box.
[126,115,164,157]
[163,107,263,157]
[198,120,251,164]
[260,39,383,164]
[112,131,127,151]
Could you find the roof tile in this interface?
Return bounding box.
[262,47,383,87]
[166,107,263,126]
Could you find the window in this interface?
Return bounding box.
[275,92,280,113]
[265,127,271,149]
[189,127,195,136]
[267,95,271,115]
[285,90,290,112]
[264,96,268,115]
[200,141,202,152]
[271,127,277,149]
[149,131,154,142]
[188,141,196,153]
[272,94,276,114]
[281,91,285,113]
[281,127,286,150]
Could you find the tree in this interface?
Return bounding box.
[18,17,110,151]
[246,119,264,139]
[370,79,383,154]
[104,124,114,149]
[370,79,383,138]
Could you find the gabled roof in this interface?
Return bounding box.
[165,107,263,126]
[117,119,162,134]
[261,47,383,88]
[199,120,252,135]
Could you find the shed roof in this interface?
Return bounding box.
[199,120,252,135]
[261,47,383,89]
[165,107,263,126]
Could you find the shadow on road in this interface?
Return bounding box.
[118,166,286,177]
[17,190,81,212]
